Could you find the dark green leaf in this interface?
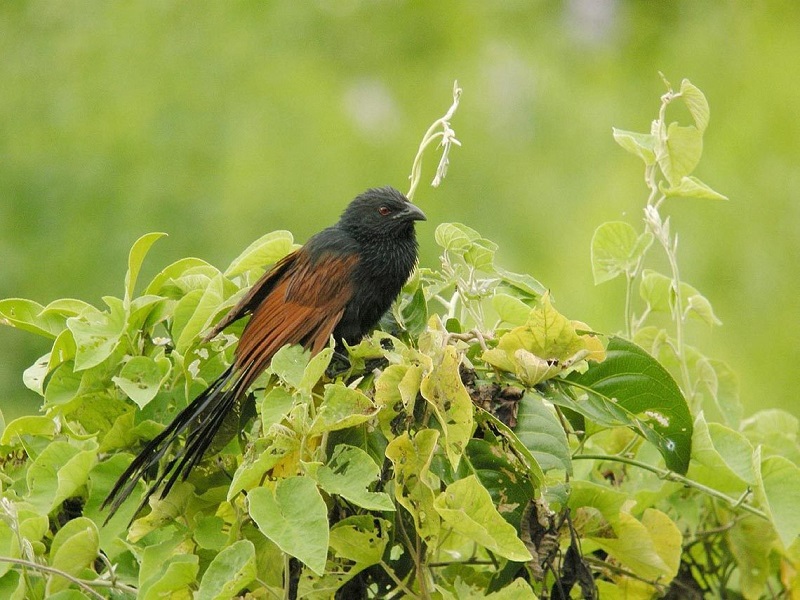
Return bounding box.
[564,336,692,473]
[514,392,571,474]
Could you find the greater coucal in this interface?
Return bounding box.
[103,186,425,519]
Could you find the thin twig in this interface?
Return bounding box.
[573,453,767,520]
[379,560,421,600]
[0,556,118,599]
[585,555,667,593]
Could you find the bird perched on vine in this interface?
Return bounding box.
[103,186,426,519]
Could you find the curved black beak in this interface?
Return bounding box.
[399,203,427,222]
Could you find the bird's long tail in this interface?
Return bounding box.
[102,363,244,521]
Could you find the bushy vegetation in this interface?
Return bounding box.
[1,80,798,599]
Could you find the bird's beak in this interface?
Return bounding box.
[399,203,427,222]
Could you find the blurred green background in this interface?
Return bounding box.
[1,2,798,419]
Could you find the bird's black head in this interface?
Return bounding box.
[338,186,426,243]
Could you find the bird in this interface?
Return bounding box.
[103,186,426,520]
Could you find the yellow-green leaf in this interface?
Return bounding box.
[420,345,474,469]
[434,475,532,562]
[385,430,441,544]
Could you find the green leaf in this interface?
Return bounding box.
[0,298,67,338]
[260,387,297,431]
[568,480,628,529]
[41,298,93,318]
[492,293,532,326]
[433,475,532,562]
[591,221,653,284]
[193,515,228,551]
[248,477,329,575]
[83,455,142,557]
[196,539,257,600]
[297,516,391,597]
[144,256,214,296]
[67,297,126,371]
[435,222,499,272]
[463,236,498,271]
[129,482,194,542]
[639,269,721,326]
[43,362,82,408]
[48,328,78,371]
[741,409,800,464]
[125,232,167,305]
[658,122,703,185]
[593,509,681,580]
[46,517,100,595]
[514,392,571,474]
[728,516,776,598]
[41,590,89,600]
[612,128,657,165]
[565,336,693,474]
[482,294,605,385]
[225,230,296,278]
[420,345,474,469]
[26,439,99,514]
[329,516,389,566]
[494,266,547,297]
[309,383,379,435]
[0,572,22,599]
[305,445,394,511]
[0,415,57,445]
[702,358,742,428]
[400,286,429,336]
[228,434,299,500]
[139,554,199,600]
[173,273,225,352]
[374,363,423,440]
[299,346,333,394]
[486,579,538,599]
[679,78,710,132]
[386,430,441,543]
[438,578,537,599]
[687,413,755,494]
[662,175,727,201]
[466,438,536,527]
[570,481,680,579]
[127,294,168,333]
[23,353,51,396]
[269,344,310,389]
[435,222,482,252]
[755,454,800,549]
[112,355,171,409]
[474,408,545,486]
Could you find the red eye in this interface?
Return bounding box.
[378,206,391,216]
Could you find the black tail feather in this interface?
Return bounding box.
[102,364,241,522]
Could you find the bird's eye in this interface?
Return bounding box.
[378,206,392,216]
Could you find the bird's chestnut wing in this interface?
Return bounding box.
[232,250,359,388]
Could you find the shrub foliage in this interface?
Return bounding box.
[1,78,799,599]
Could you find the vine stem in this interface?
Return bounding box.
[379,560,421,600]
[407,81,462,201]
[643,81,695,401]
[624,273,634,339]
[583,555,667,593]
[572,454,767,520]
[0,556,138,599]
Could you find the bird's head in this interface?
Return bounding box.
[339,186,426,242]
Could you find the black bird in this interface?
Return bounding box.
[103,186,425,519]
